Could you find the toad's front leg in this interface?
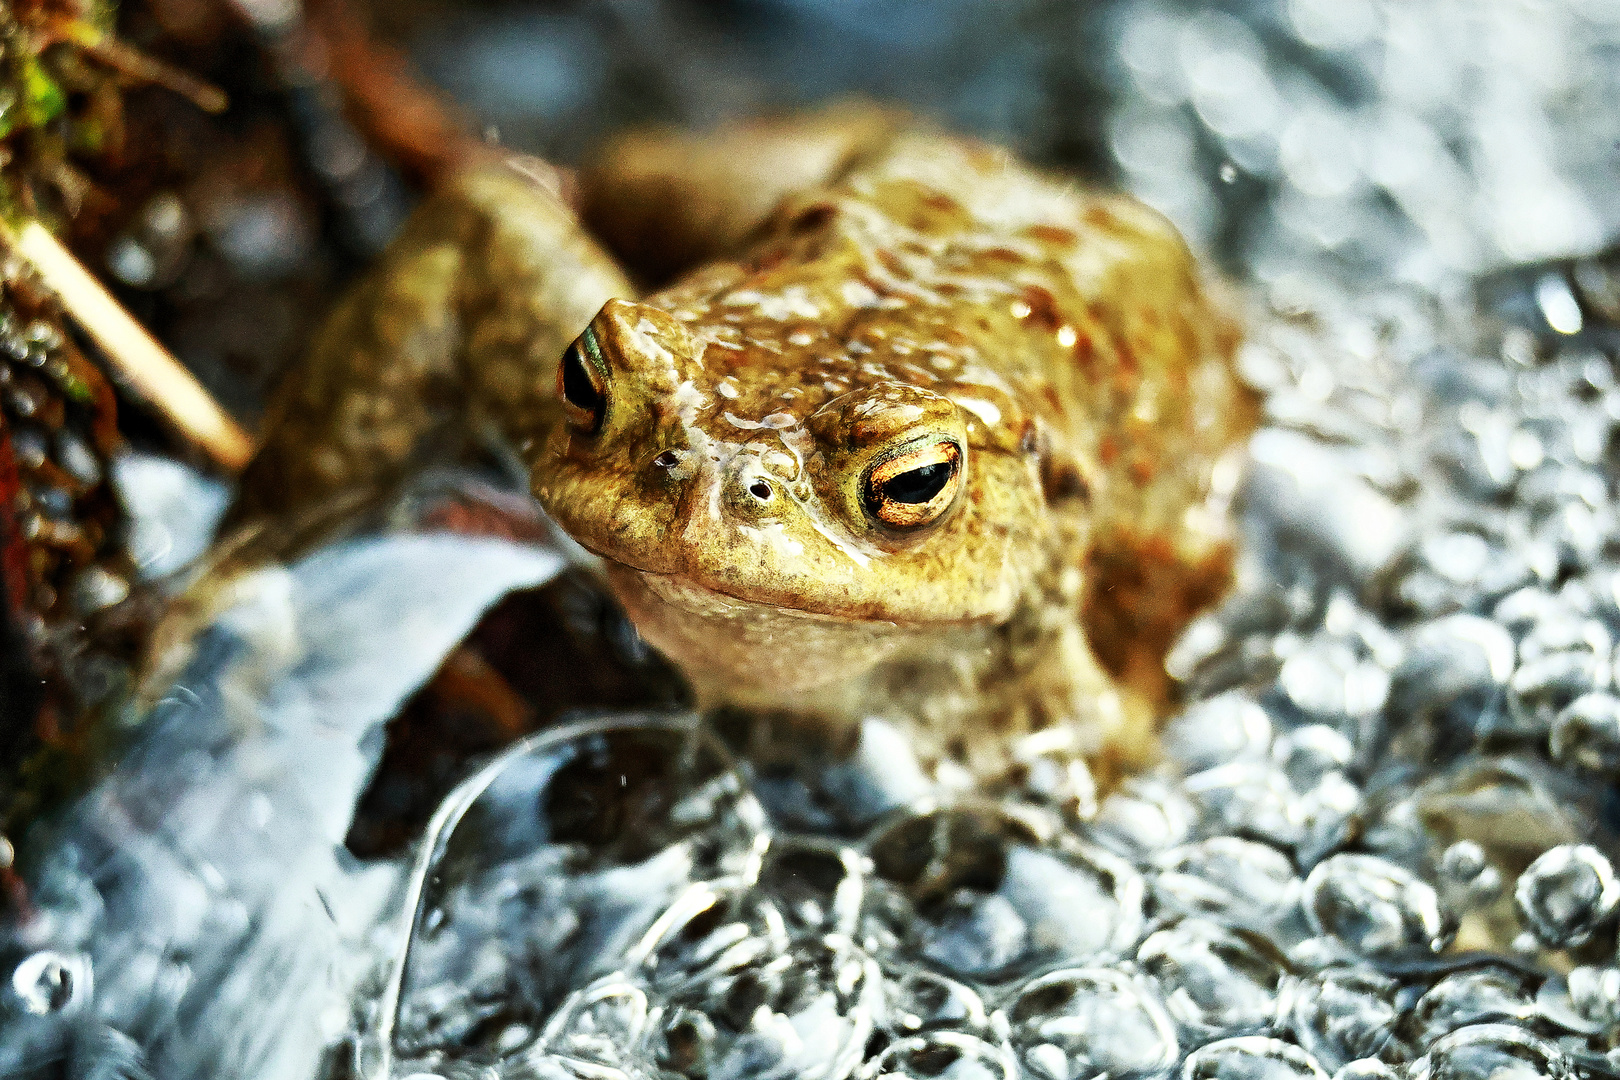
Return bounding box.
[229,165,633,529]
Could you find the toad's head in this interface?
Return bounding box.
[530,298,1051,700]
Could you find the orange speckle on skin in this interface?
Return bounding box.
[1083,204,1120,230]
[1024,224,1078,246]
[743,249,788,276]
[1115,333,1138,377]
[1071,330,1095,370]
[790,203,837,234]
[1020,285,1060,332]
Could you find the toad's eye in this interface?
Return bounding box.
[558,335,607,434]
[863,439,963,530]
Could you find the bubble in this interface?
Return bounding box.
[757,839,866,938]
[630,879,789,993]
[106,236,158,287]
[881,968,987,1036]
[864,1030,1018,1080]
[1514,844,1619,947]
[1183,761,1304,849]
[1279,645,1359,718]
[1562,965,1620,1029]
[1387,616,1514,729]
[1272,726,1354,791]
[1301,854,1452,959]
[1152,838,1301,929]
[1550,692,1620,771]
[647,1006,719,1077]
[1163,692,1274,772]
[1284,967,1400,1071]
[1505,646,1608,736]
[678,939,880,1080]
[1138,920,1285,1037]
[1090,777,1198,856]
[1331,1060,1397,1080]
[748,718,933,834]
[869,808,1143,979]
[9,951,90,1016]
[390,718,765,1059]
[1287,0,1380,50]
[1536,274,1584,336]
[1007,967,1179,1080]
[522,1055,639,1080]
[1294,772,1363,867]
[1412,966,1538,1046]
[1436,841,1503,907]
[540,976,650,1068]
[1007,731,1100,821]
[915,891,1030,978]
[1408,1024,1568,1080]
[1181,1036,1330,1080]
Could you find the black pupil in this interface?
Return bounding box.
[561,343,603,420]
[881,462,951,504]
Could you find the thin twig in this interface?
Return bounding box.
[1,220,255,472]
[71,32,231,115]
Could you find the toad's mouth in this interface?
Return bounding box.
[592,551,905,625]
[616,564,881,624]
[567,536,950,627]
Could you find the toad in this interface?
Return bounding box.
[231,104,1254,781]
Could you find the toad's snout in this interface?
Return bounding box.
[648,447,787,531]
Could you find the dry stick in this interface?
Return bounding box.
[0,220,255,472]
[72,33,230,115]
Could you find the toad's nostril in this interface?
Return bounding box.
[748,480,773,501]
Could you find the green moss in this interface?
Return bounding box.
[60,372,94,404]
[18,57,66,131]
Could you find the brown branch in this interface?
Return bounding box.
[71,32,230,115]
[294,0,572,200]
[298,0,489,189]
[41,16,229,114]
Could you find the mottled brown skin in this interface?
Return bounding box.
[236,105,1254,781]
